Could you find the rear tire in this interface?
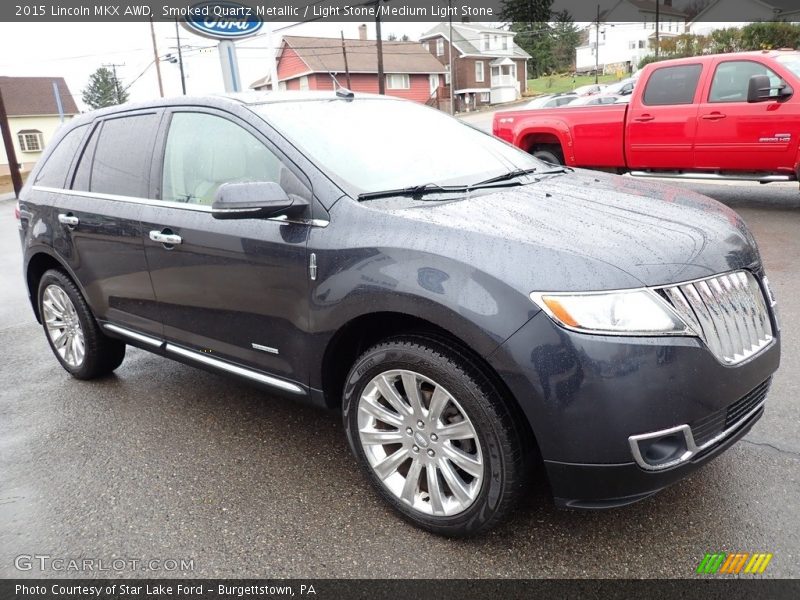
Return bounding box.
[342,336,526,536]
[38,269,125,380]
[531,145,563,165]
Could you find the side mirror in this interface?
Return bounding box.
[211,181,308,220]
[748,74,793,103]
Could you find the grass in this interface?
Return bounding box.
[0,172,29,196]
[527,73,621,96]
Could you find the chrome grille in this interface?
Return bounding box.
[660,271,773,365]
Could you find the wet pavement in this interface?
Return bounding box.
[0,188,798,578]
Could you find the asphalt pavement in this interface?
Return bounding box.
[0,182,798,578]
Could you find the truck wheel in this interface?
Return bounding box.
[38,269,126,380]
[342,336,526,536]
[532,145,563,165]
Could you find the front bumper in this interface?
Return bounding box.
[487,308,780,507]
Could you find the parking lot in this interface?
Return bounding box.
[0,179,798,578]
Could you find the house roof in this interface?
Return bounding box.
[419,23,532,60]
[621,0,687,17]
[256,35,448,86]
[0,76,78,117]
[690,0,800,22]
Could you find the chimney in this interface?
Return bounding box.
[358,24,367,40]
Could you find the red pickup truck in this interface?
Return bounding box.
[493,51,800,184]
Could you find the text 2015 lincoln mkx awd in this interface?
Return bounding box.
[17,91,780,536]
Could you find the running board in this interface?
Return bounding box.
[629,171,793,183]
[102,323,304,395]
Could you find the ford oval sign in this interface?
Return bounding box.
[183,2,263,40]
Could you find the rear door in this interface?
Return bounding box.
[694,58,800,173]
[625,63,705,169]
[139,108,313,384]
[43,111,162,338]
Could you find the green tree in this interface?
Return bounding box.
[81,66,128,109]
[501,0,555,77]
[740,21,800,50]
[551,10,580,72]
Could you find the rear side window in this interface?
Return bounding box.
[33,124,88,188]
[89,113,160,198]
[642,64,703,106]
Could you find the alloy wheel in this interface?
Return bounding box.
[42,284,85,368]
[357,369,484,516]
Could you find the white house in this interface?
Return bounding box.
[0,77,78,176]
[575,0,688,74]
[688,0,800,36]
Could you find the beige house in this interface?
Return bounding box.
[0,76,78,176]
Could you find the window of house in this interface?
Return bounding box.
[502,36,508,51]
[436,38,444,56]
[629,41,636,50]
[87,113,161,198]
[18,130,44,152]
[709,60,783,103]
[480,92,490,103]
[386,74,410,89]
[482,34,490,51]
[639,40,646,49]
[299,75,309,91]
[161,112,288,206]
[642,64,703,106]
[34,124,88,188]
[475,61,485,83]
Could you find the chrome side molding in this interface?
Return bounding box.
[629,171,792,183]
[166,344,304,395]
[102,323,164,348]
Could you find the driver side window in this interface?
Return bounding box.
[709,61,783,103]
[161,112,283,205]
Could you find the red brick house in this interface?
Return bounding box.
[420,22,531,112]
[250,31,448,105]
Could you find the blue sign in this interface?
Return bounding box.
[183,2,263,40]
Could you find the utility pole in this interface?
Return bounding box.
[655,0,661,58]
[595,4,600,84]
[341,31,352,89]
[175,18,187,94]
[375,1,385,94]
[103,62,125,103]
[150,17,164,97]
[0,87,23,197]
[448,0,455,114]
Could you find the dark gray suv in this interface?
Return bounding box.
[17,92,780,536]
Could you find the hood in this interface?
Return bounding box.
[366,170,761,293]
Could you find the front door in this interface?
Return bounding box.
[694,59,800,172]
[625,62,704,170]
[140,109,312,384]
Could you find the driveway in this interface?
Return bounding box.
[0,189,798,578]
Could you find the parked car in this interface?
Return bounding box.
[565,95,622,107]
[19,91,780,536]
[601,76,638,97]
[524,93,578,109]
[571,83,606,96]
[493,50,800,182]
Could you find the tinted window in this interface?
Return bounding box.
[90,113,160,198]
[643,64,703,106]
[709,60,782,103]
[33,124,88,187]
[161,112,291,205]
[71,124,99,192]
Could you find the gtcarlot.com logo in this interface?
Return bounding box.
[697,552,773,575]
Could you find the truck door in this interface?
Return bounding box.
[694,58,800,173]
[625,63,704,170]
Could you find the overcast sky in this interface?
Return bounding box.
[0,21,456,110]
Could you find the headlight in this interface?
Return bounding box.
[529,289,694,336]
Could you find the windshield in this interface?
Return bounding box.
[775,53,800,79]
[252,98,541,194]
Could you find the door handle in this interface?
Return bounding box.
[633,114,655,122]
[701,112,727,120]
[58,213,79,227]
[149,229,182,246]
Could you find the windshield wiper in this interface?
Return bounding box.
[469,167,539,189]
[358,182,468,201]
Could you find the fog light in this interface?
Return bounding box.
[629,424,694,471]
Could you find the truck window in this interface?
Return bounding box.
[89,113,160,198]
[33,124,88,188]
[709,61,782,103]
[642,64,703,106]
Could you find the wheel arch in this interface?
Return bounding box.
[25,249,80,323]
[516,122,573,164]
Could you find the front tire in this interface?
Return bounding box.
[342,336,526,536]
[38,269,126,379]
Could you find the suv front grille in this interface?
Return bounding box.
[659,271,773,365]
[690,378,771,447]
